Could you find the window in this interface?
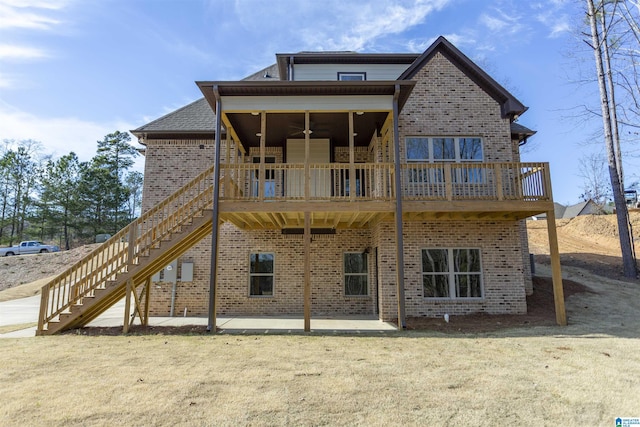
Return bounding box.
[406,137,483,162]
[422,248,482,299]
[251,156,276,198]
[344,252,368,296]
[249,253,274,296]
[458,138,483,161]
[338,72,366,81]
[406,137,484,184]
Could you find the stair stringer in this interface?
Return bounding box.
[42,210,214,335]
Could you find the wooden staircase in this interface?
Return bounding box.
[37,165,221,335]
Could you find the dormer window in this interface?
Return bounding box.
[338,72,366,81]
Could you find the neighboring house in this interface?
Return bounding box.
[532,199,604,220]
[36,37,565,335]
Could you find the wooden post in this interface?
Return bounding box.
[259,111,266,201]
[143,278,151,326]
[123,279,132,334]
[37,284,49,335]
[304,211,311,332]
[495,164,504,200]
[349,111,356,201]
[127,222,136,267]
[224,135,231,198]
[305,111,310,201]
[444,163,453,201]
[546,211,567,325]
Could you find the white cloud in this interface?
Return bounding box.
[549,17,571,38]
[479,7,520,35]
[0,44,48,60]
[0,103,142,169]
[0,1,66,30]
[406,33,472,53]
[233,0,453,52]
[534,0,574,38]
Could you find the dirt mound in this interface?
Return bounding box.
[560,212,640,240]
[0,244,101,293]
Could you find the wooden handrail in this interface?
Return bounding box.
[218,162,550,202]
[38,164,217,333]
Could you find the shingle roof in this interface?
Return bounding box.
[131,63,280,137]
[132,98,215,134]
[511,122,536,136]
[562,201,589,219]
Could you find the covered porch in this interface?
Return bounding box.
[196,79,566,332]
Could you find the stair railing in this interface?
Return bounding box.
[37,164,217,333]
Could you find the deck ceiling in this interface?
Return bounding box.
[218,200,553,230]
[226,111,389,148]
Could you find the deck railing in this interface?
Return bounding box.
[38,160,549,332]
[220,162,550,202]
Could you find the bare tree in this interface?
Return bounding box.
[586,0,637,278]
[578,152,611,207]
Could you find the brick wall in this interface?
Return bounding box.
[150,224,377,317]
[398,52,514,163]
[139,50,531,321]
[373,219,527,320]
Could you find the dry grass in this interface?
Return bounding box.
[0,276,53,302]
[1,220,639,425]
[0,322,36,335]
[1,263,639,426]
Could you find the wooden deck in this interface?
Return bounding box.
[219,161,552,229]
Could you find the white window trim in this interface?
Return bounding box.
[344,252,369,297]
[421,248,484,300]
[248,252,275,297]
[405,136,484,163]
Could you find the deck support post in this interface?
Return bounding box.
[304,211,311,331]
[143,278,151,326]
[207,85,223,333]
[546,211,567,325]
[123,279,133,334]
[392,84,406,329]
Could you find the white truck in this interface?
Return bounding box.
[0,241,60,256]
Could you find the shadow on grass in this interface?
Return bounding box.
[61,275,640,340]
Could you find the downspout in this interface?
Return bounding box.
[170,280,176,317]
[392,84,406,329]
[207,85,223,332]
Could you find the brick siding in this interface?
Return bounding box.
[139,50,532,321]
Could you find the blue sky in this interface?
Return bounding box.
[0,0,634,204]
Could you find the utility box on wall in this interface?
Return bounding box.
[151,259,178,283]
[180,262,194,282]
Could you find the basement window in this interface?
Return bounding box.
[249,253,274,296]
[422,248,483,299]
[344,252,368,296]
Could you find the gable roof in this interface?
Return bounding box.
[562,201,590,219]
[399,36,527,119]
